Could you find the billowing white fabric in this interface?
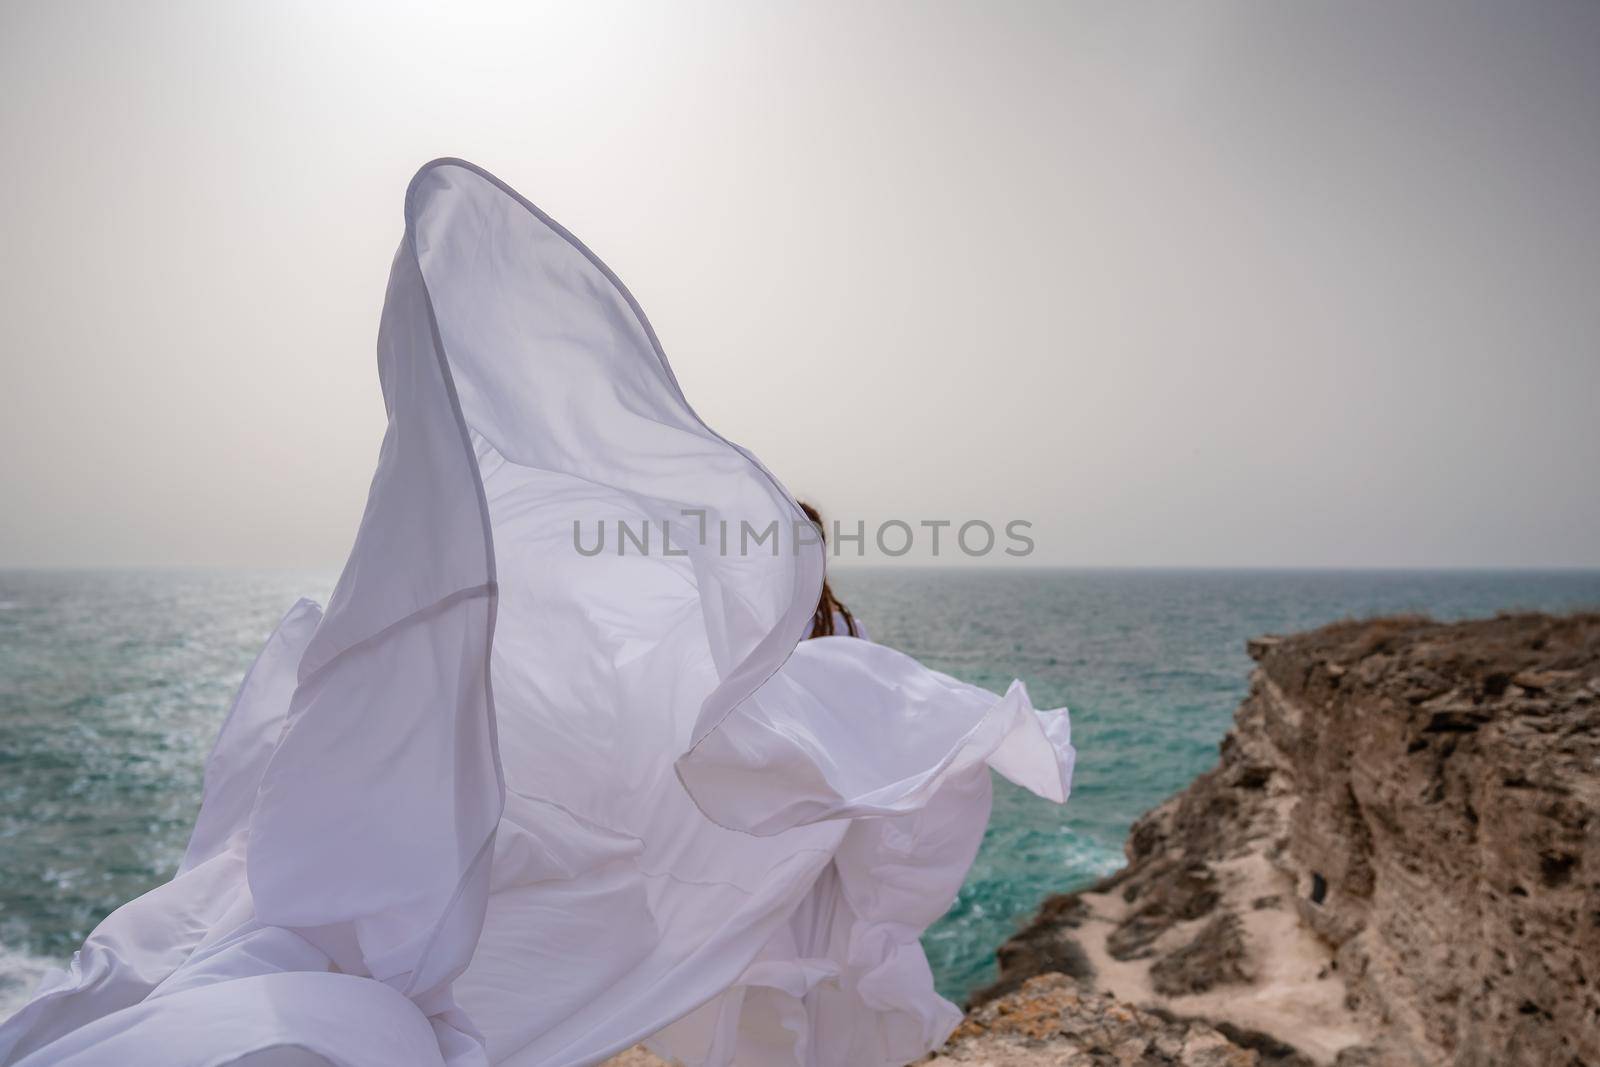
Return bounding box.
[0,159,1074,1067]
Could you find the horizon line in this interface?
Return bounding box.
[4,562,1600,575]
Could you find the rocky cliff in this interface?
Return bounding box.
[972,612,1600,1067]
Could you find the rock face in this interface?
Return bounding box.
[929,973,1260,1066]
[975,613,1600,1067]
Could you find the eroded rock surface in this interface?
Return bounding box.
[975,613,1600,1067]
[929,973,1261,1066]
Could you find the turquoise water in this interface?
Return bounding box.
[3,568,1598,1011]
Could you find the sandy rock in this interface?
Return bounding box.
[976,613,1600,1067]
[603,1049,672,1066]
[930,973,1260,1067]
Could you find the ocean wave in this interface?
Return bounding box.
[0,941,57,1021]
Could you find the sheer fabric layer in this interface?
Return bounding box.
[0,160,1074,1067]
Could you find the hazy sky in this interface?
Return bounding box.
[2,1,1597,568]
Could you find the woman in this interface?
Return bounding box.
[0,160,1073,1067]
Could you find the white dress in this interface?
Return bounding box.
[0,159,1074,1067]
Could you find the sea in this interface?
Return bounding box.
[3,567,1598,1015]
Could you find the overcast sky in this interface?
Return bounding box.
[2,0,1597,568]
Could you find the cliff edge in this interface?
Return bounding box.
[973,612,1600,1067]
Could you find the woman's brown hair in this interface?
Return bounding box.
[798,501,859,638]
